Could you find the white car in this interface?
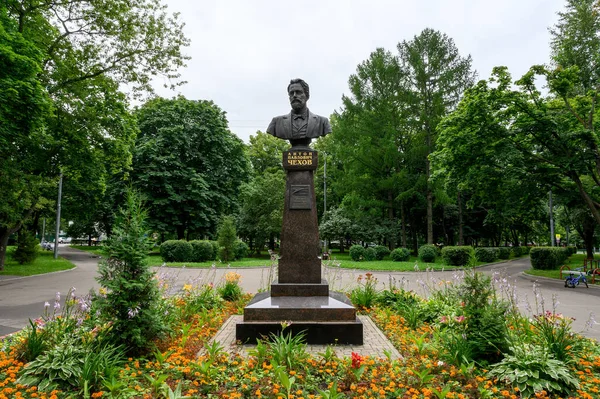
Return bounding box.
[58,237,72,244]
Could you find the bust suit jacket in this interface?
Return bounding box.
[267,110,332,140]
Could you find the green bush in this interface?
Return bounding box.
[530,247,569,270]
[234,240,249,260]
[217,216,237,262]
[364,247,377,261]
[418,244,437,262]
[160,240,192,262]
[189,240,214,262]
[511,246,523,257]
[521,246,531,254]
[13,229,39,265]
[498,247,511,260]
[566,245,577,255]
[441,246,474,266]
[390,247,410,262]
[373,245,390,260]
[210,241,219,260]
[349,245,365,261]
[475,247,498,263]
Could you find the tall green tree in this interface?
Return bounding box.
[398,28,476,244]
[133,96,249,239]
[0,6,52,269]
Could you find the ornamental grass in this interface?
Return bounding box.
[1,270,600,399]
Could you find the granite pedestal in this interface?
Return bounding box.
[236,148,363,345]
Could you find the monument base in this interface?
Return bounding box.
[236,291,364,345]
[270,279,329,296]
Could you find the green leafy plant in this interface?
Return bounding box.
[488,343,579,398]
[267,330,308,370]
[19,319,48,362]
[233,239,249,260]
[475,247,498,263]
[363,247,376,261]
[189,240,215,262]
[531,311,583,365]
[217,271,243,301]
[350,273,379,309]
[316,380,344,399]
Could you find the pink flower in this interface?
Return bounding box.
[455,316,465,323]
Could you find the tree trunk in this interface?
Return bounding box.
[0,229,9,271]
[400,202,407,249]
[88,234,92,246]
[269,235,275,251]
[387,191,396,250]
[582,217,595,259]
[176,225,185,240]
[457,191,464,245]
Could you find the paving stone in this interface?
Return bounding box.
[202,315,402,360]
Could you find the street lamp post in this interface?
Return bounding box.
[53,173,63,259]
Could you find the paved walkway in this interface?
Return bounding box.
[1,247,599,342]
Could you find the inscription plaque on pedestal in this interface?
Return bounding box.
[290,185,311,210]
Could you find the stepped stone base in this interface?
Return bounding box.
[270,279,329,296]
[236,291,363,345]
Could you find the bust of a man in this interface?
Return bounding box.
[267,78,332,148]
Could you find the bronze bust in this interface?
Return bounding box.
[267,78,332,148]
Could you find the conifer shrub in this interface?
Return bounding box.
[13,229,39,265]
[97,190,166,355]
[160,240,192,262]
[373,245,390,260]
[390,247,411,262]
[349,245,365,261]
[475,247,498,263]
[217,216,237,262]
[441,246,474,266]
[418,244,437,262]
[189,240,214,262]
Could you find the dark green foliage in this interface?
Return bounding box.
[210,241,219,260]
[566,246,577,256]
[364,247,377,261]
[498,247,511,260]
[522,246,531,254]
[133,97,249,240]
[458,272,509,363]
[349,245,365,261]
[217,216,237,262]
[373,245,390,260]
[475,247,498,263]
[189,240,215,262]
[13,229,38,265]
[441,246,474,266]
[530,247,569,270]
[390,247,411,262]
[96,190,167,356]
[511,246,523,257]
[418,244,437,262]
[160,240,192,263]
[234,240,249,260]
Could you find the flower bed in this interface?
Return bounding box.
[1,272,600,399]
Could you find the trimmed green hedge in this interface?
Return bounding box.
[418,244,437,263]
[530,247,569,270]
[349,245,365,261]
[498,247,511,260]
[441,246,474,266]
[234,240,249,260]
[475,247,498,263]
[374,245,390,260]
[160,240,192,262]
[189,240,215,262]
[390,248,410,262]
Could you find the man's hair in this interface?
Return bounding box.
[288,78,310,99]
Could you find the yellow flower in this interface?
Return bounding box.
[183,284,192,291]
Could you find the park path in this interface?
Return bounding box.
[1,246,599,341]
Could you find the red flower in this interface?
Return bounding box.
[351,352,364,369]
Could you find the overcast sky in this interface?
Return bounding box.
[152,0,566,143]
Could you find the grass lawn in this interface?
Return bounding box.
[0,246,75,276]
[524,253,600,284]
[69,245,106,257]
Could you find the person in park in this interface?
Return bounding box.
[267,78,332,145]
